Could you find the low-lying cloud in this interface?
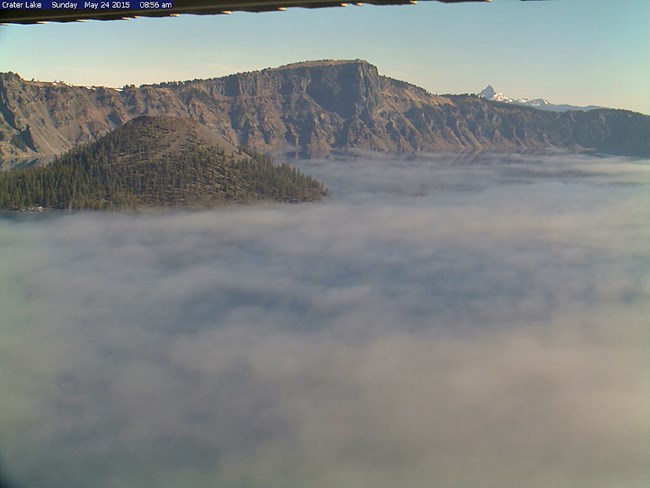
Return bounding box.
[1,154,648,488]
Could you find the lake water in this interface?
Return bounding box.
[1,153,648,488]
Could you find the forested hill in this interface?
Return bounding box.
[1,60,648,167]
[0,116,327,210]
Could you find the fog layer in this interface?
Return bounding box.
[1,154,648,488]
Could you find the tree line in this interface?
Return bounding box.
[0,121,327,211]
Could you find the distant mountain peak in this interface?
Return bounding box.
[477,85,601,113]
[478,85,496,99]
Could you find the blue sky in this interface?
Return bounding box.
[0,0,648,112]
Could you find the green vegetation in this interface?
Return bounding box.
[0,117,327,211]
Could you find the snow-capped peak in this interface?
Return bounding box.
[478,85,496,99]
[476,85,600,113]
[478,85,515,103]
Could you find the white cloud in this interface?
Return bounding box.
[0,154,648,488]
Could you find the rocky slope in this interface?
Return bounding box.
[1,60,648,168]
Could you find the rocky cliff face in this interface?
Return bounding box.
[1,60,648,168]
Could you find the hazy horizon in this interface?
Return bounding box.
[0,59,643,117]
[1,153,648,488]
[0,58,646,116]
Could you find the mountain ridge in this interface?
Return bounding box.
[1,60,648,168]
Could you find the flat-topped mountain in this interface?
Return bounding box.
[0,116,327,210]
[1,60,648,167]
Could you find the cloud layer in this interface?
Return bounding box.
[1,154,648,488]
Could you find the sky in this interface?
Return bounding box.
[1,154,649,488]
[0,0,648,113]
